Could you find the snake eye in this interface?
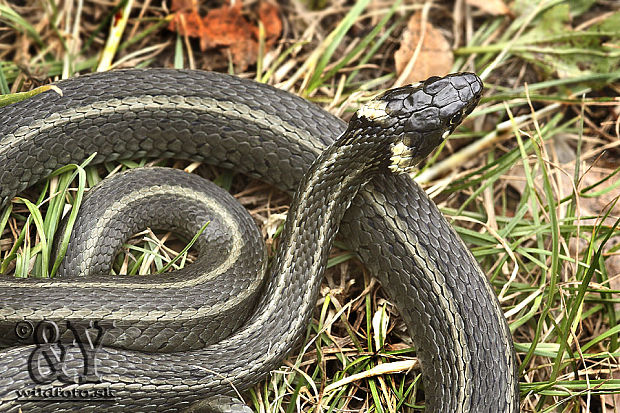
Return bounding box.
[449,112,462,126]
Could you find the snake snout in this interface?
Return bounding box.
[422,73,484,132]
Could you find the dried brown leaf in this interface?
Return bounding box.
[259,2,282,46]
[394,12,453,84]
[170,0,196,13]
[168,9,205,40]
[167,1,282,71]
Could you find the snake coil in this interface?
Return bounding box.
[0,70,518,412]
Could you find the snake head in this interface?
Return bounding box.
[353,72,483,174]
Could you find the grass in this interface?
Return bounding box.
[1,0,619,411]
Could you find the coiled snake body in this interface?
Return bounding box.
[0,70,518,412]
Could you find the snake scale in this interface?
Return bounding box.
[0,69,518,412]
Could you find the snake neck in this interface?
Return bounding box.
[210,136,382,380]
[265,137,380,319]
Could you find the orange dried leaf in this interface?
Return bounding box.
[168,10,204,39]
[170,0,196,13]
[166,1,281,71]
[259,2,282,45]
[394,12,453,84]
[201,3,250,48]
[201,2,258,69]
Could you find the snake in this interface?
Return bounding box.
[0,69,518,412]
